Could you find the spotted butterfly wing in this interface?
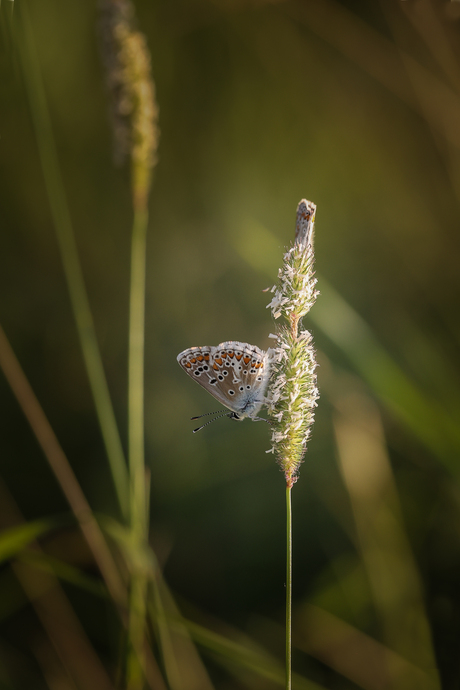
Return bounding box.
[177,340,270,420]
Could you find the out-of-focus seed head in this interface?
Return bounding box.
[99,0,159,208]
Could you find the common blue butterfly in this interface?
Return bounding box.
[177,341,270,431]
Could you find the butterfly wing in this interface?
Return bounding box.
[176,345,218,398]
[177,341,270,418]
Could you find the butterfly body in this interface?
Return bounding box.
[177,341,270,421]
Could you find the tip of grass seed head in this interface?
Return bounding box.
[295,199,316,248]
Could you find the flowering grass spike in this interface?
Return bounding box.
[99,0,159,209]
[266,200,319,487]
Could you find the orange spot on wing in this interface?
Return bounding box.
[213,363,219,370]
[227,351,234,358]
[197,355,204,362]
[243,356,250,365]
[204,354,210,361]
[221,352,227,358]
[190,358,196,364]
[215,358,223,365]
[235,354,243,360]
[185,362,191,368]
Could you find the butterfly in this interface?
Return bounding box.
[177,341,271,432]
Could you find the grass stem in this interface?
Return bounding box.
[286,484,292,690]
[128,206,148,535]
[127,204,149,689]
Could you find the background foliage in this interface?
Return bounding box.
[1,0,460,688]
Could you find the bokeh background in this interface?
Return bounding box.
[1,0,460,688]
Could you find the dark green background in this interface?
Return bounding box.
[1,1,460,688]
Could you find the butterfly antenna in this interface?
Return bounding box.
[191,410,225,420]
[192,412,233,433]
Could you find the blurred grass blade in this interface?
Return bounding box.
[0,481,116,690]
[149,576,215,690]
[101,515,212,690]
[312,279,460,469]
[287,0,460,151]
[166,613,326,690]
[15,1,129,520]
[99,0,160,681]
[147,571,326,690]
[127,205,149,690]
[0,323,127,608]
[100,1,160,683]
[18,550,107,598]
[0,519,55,563]
[332,387,440,689]
[397,0,460,93]
[13,553,115,690]
[295,603,439,690]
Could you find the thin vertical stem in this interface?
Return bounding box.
[128,206,148,538]
[286,484,292,690]
[127,204,149,690]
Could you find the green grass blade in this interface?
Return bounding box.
[15,2,129,520]
[17,550,107,598]
[167,614,326,690]
[0,519,55,563]
[312,278,460,469]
